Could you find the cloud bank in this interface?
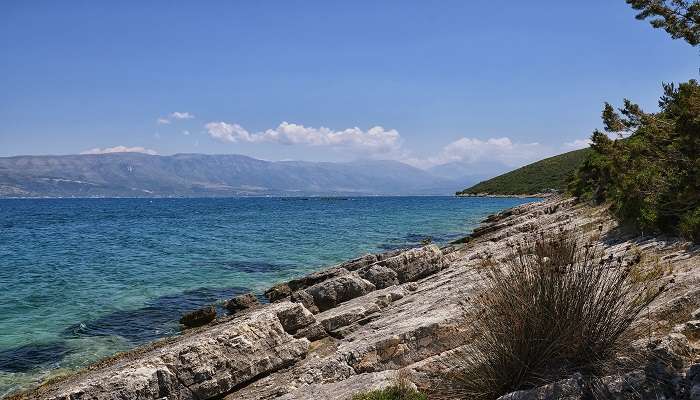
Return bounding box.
[81,146,158,155]
[204,119,591,172]
[206,121,402,155]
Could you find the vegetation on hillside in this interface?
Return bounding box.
[456,148,590,196]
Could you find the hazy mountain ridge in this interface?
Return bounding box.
[0,153,475,197]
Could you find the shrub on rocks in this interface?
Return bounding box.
[353,371,426,400]
[351,387,427,400]
[437,230,668,400]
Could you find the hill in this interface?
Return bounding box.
[456,148,591,196]
[0,153,463,198]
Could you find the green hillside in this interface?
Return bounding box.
[457,148,591,196]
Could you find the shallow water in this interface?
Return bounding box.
[0,196,536,396]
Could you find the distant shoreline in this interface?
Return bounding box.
[2,194,471,200]
[456,192,553,199]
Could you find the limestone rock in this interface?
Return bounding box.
[28,303,313,400]
[276,302,316,334]
[305,274,376,312]
[276,371,398,400]
[375,245,444,283]
[293,322,328,341]
[265,283,292,302]
[357,264,399,289]
[290,290,320,314]
[179,305,216,328]
[337,249,404,272]
[497,374,586,400]
[224,292,260,314]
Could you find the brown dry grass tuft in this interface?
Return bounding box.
[433,230,667,400]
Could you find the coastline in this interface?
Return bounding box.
[10,196,700,400]
[455,192,554,199]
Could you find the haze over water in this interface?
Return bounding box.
[0,196,535,396]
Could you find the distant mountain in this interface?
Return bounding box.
[456,148,591,196]
[0,153,464,197]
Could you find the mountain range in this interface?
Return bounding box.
[0,153,483,198]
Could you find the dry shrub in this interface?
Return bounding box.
[436,230,666,400]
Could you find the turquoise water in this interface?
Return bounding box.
[0,196,536,396]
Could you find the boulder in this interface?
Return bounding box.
[293,322,328,341]
[179,305,216,328]
[265,267,350,302]
[305,274,376,312]
[337,249,404,272]
[264,283,292,302]
[224,292,260,314]
[357,264,399,289]
[276,302,316,334]
[263,250,404,303]
[375,245,444,283]
[497,374,586,400]
[290,290,320,314]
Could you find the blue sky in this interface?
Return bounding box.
[0,1,697,173]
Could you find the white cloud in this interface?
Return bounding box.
[205,121,402,155]
[564,138,591,149]
[81,146,158,155]
[205,118,587,172]
[182,130,190,136]
[404,137,555,170]
[170,111,194,120]
[157,111,195,125]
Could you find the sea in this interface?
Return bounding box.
[0,196,537,396]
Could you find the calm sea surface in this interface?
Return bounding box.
[0,196,536,396]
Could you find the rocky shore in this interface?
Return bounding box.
[12,196,700,400]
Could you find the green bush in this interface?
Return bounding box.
[570,80,700,242]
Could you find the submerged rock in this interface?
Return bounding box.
[179,305,216,328]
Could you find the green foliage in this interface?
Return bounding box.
[570,80,700,241]
[626,0,700,46]
[351,386,427,400]
[457,148,590,196]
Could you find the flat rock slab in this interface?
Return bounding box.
[25,303,314,400]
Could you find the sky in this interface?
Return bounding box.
[0,1,697,174]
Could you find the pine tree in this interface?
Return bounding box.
[626,0,700,45]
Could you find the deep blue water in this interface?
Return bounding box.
[0,196,536,395]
